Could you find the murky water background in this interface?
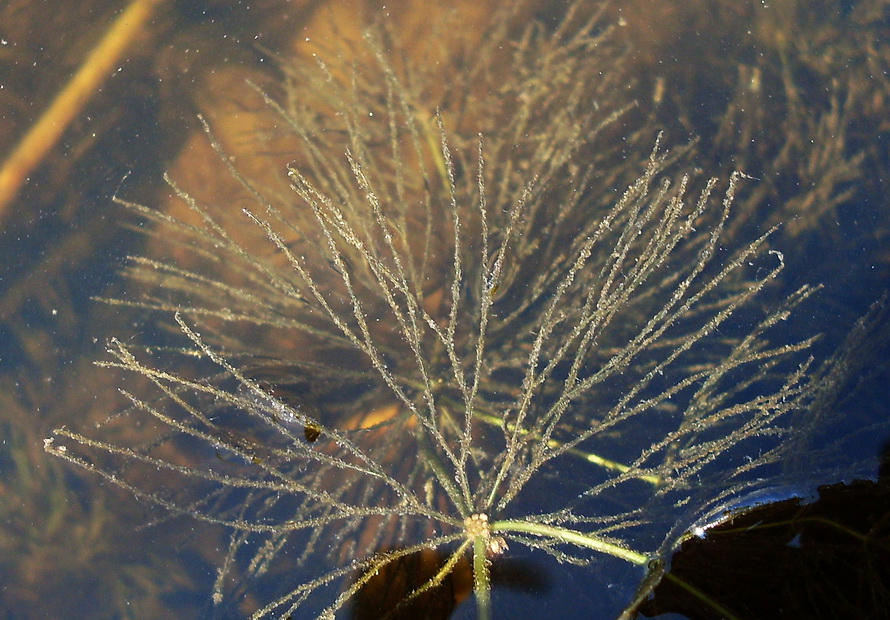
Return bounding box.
[1,1,887,618]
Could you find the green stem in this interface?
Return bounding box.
[473,534,492,620]
[491,520,650,566]
[663,572,741,620]
[474,410,660,485]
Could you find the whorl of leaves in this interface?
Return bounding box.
[47,4,816,618]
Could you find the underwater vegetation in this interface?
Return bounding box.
[41,1,886,618]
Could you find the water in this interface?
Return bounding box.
[4,1,889,618]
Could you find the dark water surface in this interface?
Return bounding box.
[1,1,888,618]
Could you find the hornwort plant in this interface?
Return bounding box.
[46,4,818,618]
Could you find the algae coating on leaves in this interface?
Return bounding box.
[45,3,821,618]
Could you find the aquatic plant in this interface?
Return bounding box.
[46,4,818,618]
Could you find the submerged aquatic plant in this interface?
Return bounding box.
[47,4,819,618]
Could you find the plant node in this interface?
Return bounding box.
[464,513,508,557]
